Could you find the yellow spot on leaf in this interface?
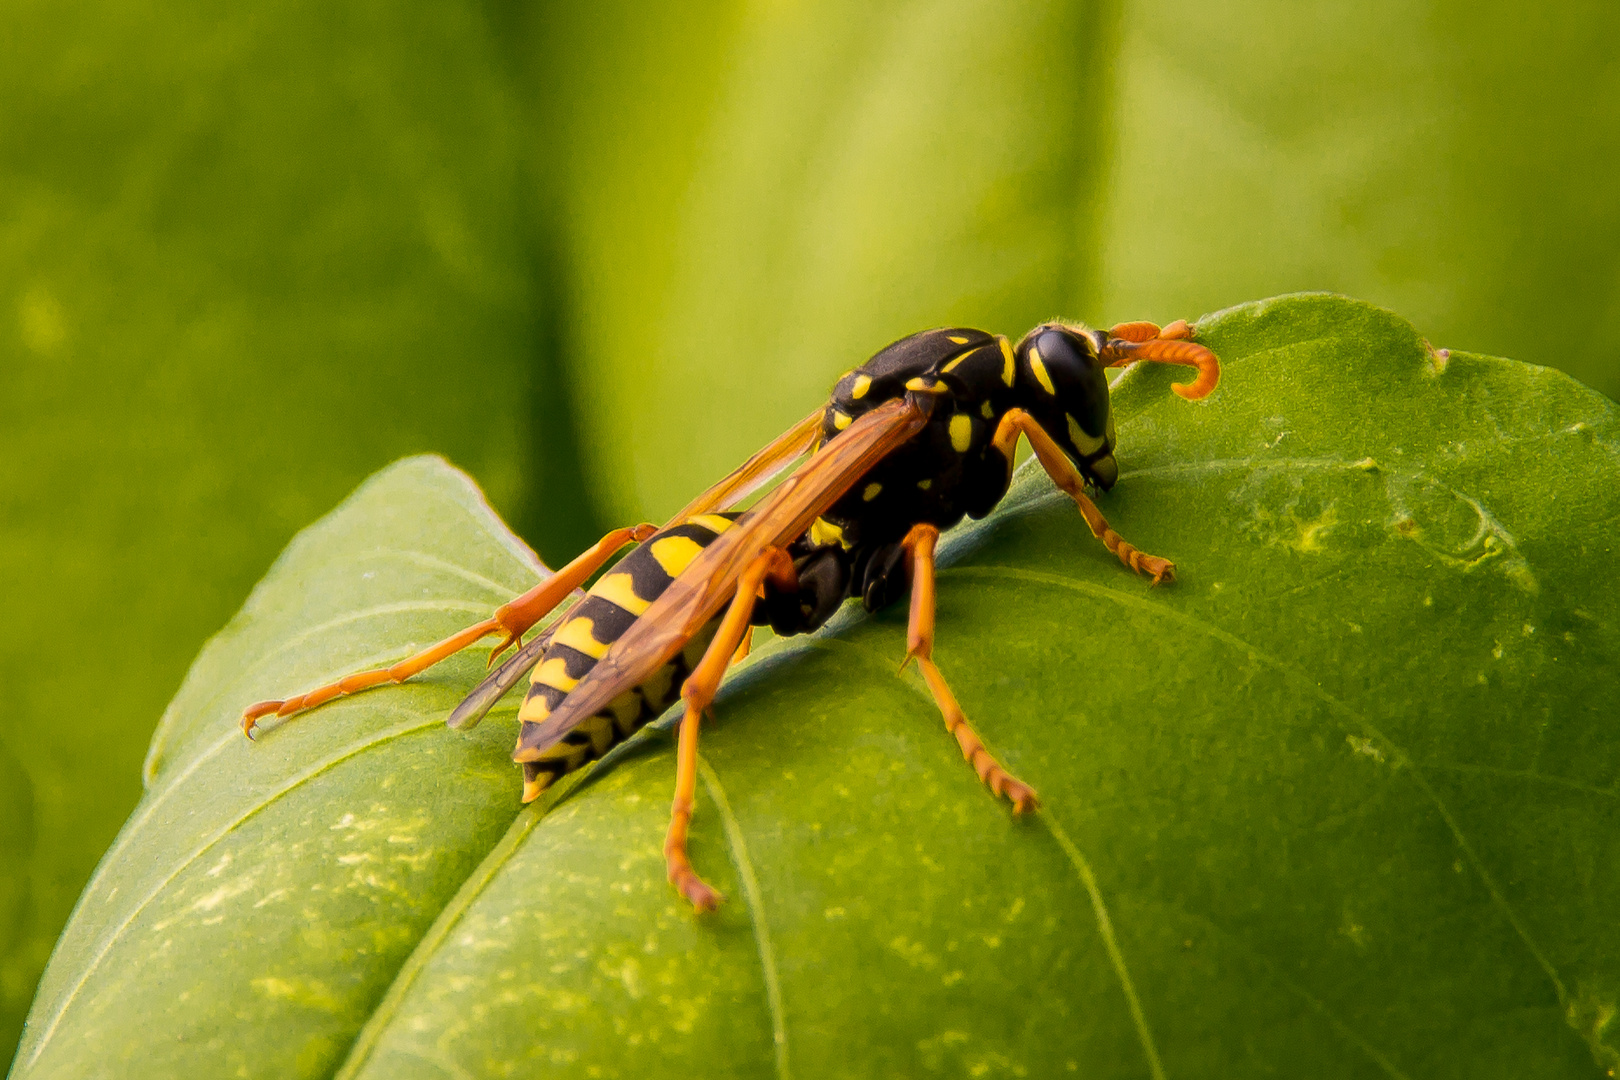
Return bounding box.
[19,286,66,354]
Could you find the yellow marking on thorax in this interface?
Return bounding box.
[588,572,651,616]
[862,482,883,501]
[686,513,736,535]
[831,409,852,431]
[948,335,969,344]
[850,374,871,399]
[1028,341,1056,395]
[532,657,580,692]
[980,400,995,419]
[1067,414,1106,456]
[810,516,849,548]
[949,414,973,453]
[998,336,1016,386]
[942,345,980,374]
[553,617,612,660]
[650,535,706,578]
[917,478,932,490]
[905,376,946,394]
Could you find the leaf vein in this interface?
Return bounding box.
[333,803,548,1080]
[949,564,1572,1011]
[24,714,447,1068]
[700,757,791,1080]
[1043,814,1168,1080]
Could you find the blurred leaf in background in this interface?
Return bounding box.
[0,0,542,1057]
[523,0,1116,525]
[2,0,1618,1067]
[1096,1,1620,401]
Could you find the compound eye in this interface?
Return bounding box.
[1028,329,1109,440]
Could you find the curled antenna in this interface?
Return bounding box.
[1100,319,1220,400]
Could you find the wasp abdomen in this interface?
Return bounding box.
[516,514,736,801]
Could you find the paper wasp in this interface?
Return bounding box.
[243,319,1218,911]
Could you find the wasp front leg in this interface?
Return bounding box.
[899,524,1039,814]
[664,546,799,911]
[992,410,1175,585]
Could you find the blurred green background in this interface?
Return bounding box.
[1,0,1615,1063]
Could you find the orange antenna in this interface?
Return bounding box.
[1100,320,1220,400]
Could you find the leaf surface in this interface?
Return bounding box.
[15,295,1620,1078]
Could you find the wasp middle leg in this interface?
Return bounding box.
[664,546,799,911]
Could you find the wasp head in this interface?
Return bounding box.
[1013,323,1118,490]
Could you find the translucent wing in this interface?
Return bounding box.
[513,395,931,763]
[448,405,825,732]
[445,621,558,730]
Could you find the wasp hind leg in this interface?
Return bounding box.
[664,547,798,912]
[241,522,659,736]
[900,524,1038,814]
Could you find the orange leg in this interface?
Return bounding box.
[665,547,797,912]
[241,523,659,735]
[900,524,1038,814]
[731,626,754,665]
[1102,319,1218,400]
[993,410,1175,585]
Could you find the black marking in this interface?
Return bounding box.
[511,515,742,785]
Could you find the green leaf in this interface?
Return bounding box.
[15,295,1620,1077]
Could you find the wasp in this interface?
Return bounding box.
[243,319,1218,911]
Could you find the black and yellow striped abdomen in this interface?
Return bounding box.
[517,513,740,800]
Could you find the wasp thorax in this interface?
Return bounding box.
[1014,323,1119,490]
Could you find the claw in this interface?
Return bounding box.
[241,700,283,739]
[487,631,521,670]
[673,869,724,913]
